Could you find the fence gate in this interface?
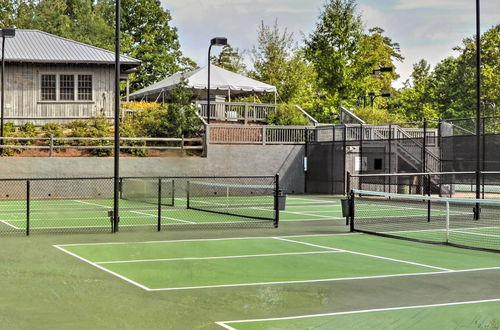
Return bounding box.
[305,133,346,194]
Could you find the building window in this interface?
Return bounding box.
[374,158,383,170]
[59,75,75,100]
[78,75,93,101]
[41,74,56,101]
[40,73,93,102]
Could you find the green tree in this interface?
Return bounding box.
[304,0,363,102]
[210,44,246,74]
[390,59,438,121]
[250,20,312,105]
[117,0,197,91]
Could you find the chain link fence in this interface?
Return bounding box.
[0,175,279,236]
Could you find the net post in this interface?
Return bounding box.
[274,173,280,228]
[171,179,175,206]
[388,124,392,193]
[348,190,355,232]
[157,177,162,232]
[26,180,30,236]
[118,177,123,200]
[345,172,351,225]
[445,201,450,244]
[186,180,190,209]
[427,173,431,222]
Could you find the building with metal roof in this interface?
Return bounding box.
[1,29,141,125]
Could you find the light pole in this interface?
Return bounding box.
[207,37,227,124]
[1,28,15,147]
[474,0,481,219]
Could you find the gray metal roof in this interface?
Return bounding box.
[1,30,140,66]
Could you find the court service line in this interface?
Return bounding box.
[73,200,195,224]
[451,230,500,238]
[95,251,343,264]
[146,266,500,291]
[273,237,452,272]
[53,245,152,291]
[216,297,500,329]
[56,232,361,247]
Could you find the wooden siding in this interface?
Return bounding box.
[2,63,116,126]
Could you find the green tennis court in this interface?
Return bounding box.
[54,233,500,328]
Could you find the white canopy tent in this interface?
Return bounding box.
[128,64,277,103]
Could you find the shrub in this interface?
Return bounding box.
[267,104,311,126]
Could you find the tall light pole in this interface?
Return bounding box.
[113,0,120,232]
[1,28,15,148]
[207,37,227,124]
[474,0,481,219]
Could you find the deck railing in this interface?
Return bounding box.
[0,136,204,156]
[208,125,313,145]
[195,101,276,124]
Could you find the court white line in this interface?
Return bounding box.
[57,233,361,247]
[381,225,500,235]
[146,266,500,291]
[73,199,195,224]
[96,251,343,264]
[273,237,452,272]
[53,245,152,291]
[0,219,20,229]
[452,230,500,238]
[216,297,500,328]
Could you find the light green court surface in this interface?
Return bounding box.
[57,234,500,290]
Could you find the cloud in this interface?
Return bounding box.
[394,0,471,10]
[161,0,499,89]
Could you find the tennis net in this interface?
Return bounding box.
[120,177,175,207]
[349,189,500,253]
[187,176,278,226]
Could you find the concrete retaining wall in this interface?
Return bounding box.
[0,144,305,194]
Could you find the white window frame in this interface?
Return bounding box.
[38,72,94,103]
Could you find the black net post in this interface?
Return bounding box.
[304,127,308,193]
[388,124,392,193]
[427,173,431,222]
[482,117,486,199]
[346,171,351,225]
[157,177,162,231]
[348,190,355,232]
[186,180,190,209]
[171,180,175,206]
[26,180,30,236]
[274,173,280,228]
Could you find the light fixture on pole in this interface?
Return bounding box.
[1,28,15,149]
[207,37,227,124]
[368,92,392,108]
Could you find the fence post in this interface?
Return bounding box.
[49,134,54,157]
[181,135,185,152]
[422,119,428,196]
[203,125,209,157]
[262,126,266,145]
[244,104,248,125]
[26,180,30,236]
[157,177,162,232]
[274,173,280,228]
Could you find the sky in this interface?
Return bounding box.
[163,0,499,89]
